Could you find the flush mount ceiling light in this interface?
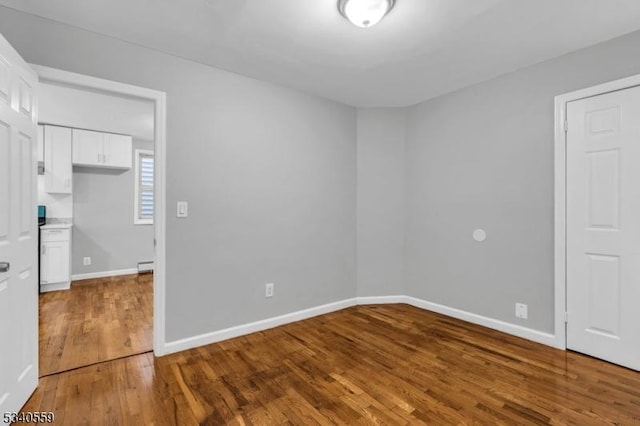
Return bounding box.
[338,0,396,28]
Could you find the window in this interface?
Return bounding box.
[134,149,154,225]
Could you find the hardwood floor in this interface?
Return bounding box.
[25,304,640,424]
[39,273,153,376]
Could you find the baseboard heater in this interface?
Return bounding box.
[137,261,154,274]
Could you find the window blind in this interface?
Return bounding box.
[137,152,154,222]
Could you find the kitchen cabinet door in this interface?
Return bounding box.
[103,133,132,168]
[44,125,72,193]
[40,240,70,285]
[72,128,103,166]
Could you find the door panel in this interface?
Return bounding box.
[0,56,9,105]
[19,131,34,236]
[586,254,619,337]
[18,76,34,118]
[0,32,38,413]
[0,121,9,242]
[566,85,640,371]
[0,277,9,403]
[587,149,619,228]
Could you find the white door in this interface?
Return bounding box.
[566,85,640,371]
[0,34,39,411]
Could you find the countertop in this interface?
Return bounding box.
[40,218,73,230]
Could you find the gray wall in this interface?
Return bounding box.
[6,4,640,345]
[0,7,357,342]
[405,29,640,333]
[72,140,154,275]
[357,109,406,296]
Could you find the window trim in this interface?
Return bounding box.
[134,149,154,225]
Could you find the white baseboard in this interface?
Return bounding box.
[404,296,561,349]
[160,295,562,356]
[40,281,71,292]
[163,298,359,355]
[71,268,138,281]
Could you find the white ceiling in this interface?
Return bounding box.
[3,0,640,107]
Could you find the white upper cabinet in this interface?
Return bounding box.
[72,128,132,169]
[72,128,103,165]
[103,133,132,168]
[44,125,73,194]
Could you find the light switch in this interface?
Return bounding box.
[177,201,188,218]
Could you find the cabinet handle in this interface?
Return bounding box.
[0,262,9,273]
[97,153,101,163]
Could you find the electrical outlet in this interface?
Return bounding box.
[265,282,274,298]
[83,257,92,266]
[515,303,528,319]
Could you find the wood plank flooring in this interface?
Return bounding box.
[25,303,640,424]
[39,273,153,376]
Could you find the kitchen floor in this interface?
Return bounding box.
[38,273,153,376]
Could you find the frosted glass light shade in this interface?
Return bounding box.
[338,0,395,28]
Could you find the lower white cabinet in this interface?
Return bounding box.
[40,227,71,292]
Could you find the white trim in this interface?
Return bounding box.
[164,294,561,355]
[137,261,154,273]
[32,64,169,356]
[404,297,561,348]
[553,93,568,350]
[71,268,138,281]
[553,73,640,352]
[164,298,358,355]
[134,149,154,225]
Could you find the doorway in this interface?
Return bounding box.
[33,65,167,367]
[555,75,640,371]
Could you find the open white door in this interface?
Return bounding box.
[566,85,640,371]
[0,33,39,411]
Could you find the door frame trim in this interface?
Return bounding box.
[31,64,170,356]
[554,73,640,350]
